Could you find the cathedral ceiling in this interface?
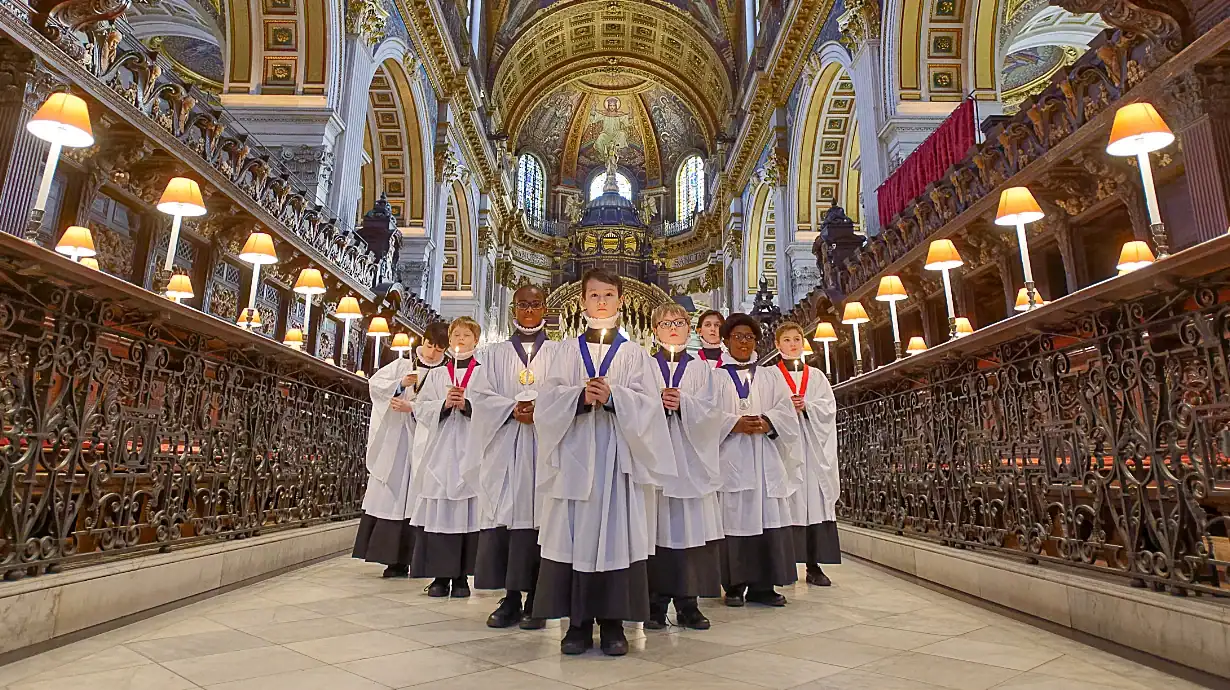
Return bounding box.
[516,76,708,190]
[489,0,733,150]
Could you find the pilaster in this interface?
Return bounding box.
[329,35,379,225]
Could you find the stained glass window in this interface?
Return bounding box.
[676,155,705,219]
[516,154,546,221]
[589,171,632,201]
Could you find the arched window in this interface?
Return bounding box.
[516,154,546,220]
[676,155,705,219]
[589,171,632,201]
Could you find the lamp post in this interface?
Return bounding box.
[1107,103,1175,257]
[166,274,194,304]
[924,239,964,337]
[155,178,206,291]
[841,302,870,375]
[239,232,278,313]
[814,322,837,378]
[54,226,96,263]
[995,186,1044,310]
[875,275,908,360]
[367,317,390,370]
[336,296,362,368]
[293,268,326,350]
[25,94,94,244]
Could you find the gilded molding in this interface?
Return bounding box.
[837,0,880,51]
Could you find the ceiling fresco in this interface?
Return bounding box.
[640,86,707,180]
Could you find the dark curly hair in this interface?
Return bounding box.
[424,322,450,348]
[720,312,762,341]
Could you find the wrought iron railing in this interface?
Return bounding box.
[0,233,370,580]
[834,242,1230,596]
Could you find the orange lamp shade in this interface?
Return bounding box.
[27,93,94,148]
[1107,103,1174,157]
[249,310,263,327]
[325,357,336,366]
[842,301,870,325]
[166,274,194,300]
[157,178,206,217]
[875,275,908,302]
[802,339,814,354]
[995,187,1044,226]
[357,370,367,378]
[239,232,278,265]
[367,317,390,338]
[336,296,362,320]
[391,333,412,351]
[79,257,100,270]
[924,239,964,271]
[237,308,251,325]
[1116,240,1156,272]
[293,268,327,295]
[283,328,304,347]
[56,226,96,258]
[906,336,927,355]
[1014,288,1048,311]
[954,317,974,337]
[814,322,838,342]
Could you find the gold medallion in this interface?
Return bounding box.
[519,369,535,385]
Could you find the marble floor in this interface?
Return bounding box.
[0,556,1210,690]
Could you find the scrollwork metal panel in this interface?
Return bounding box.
[837,281,1230,595]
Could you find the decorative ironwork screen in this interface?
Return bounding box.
[837,279,1230,595]
[0,258,370,581]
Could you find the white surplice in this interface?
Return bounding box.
[773,364,840,525]
[535,336,678,572]
[463,336,559,530]
[712,362,803,536]
[362,358,418,520]
[407,358,481,533]
[646,353,725,549]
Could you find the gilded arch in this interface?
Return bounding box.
[223,0,337,95]
[745,184,776,296]
[361,57,429,228]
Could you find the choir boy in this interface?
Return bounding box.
[468,285,557,629]
[533,268,677,656]
[774,322,840,586]
[696,309,725,367]
[408,317,483,597]
[645,303,725,631]
[353,322,449,576]
[713,313,802,607]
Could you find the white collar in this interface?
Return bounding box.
[416,346,445,367]
[584,314,620,330]
[721,351,757,368]
[514,321,545,335]
[450,349,477,361]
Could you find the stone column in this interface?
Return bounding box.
[839,0,888,236]
[724,195,745,312]
[1166,66,1230,246]
[0,46,60,241]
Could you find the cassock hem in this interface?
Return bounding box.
[533,559,650,622]
[720,528,798,587]
[647,541,722,598]
[409,527,479,578]
[352,513,415,566]
[474,527,541,590]
[793,522,841,565]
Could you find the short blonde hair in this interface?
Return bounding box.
[651,303,688,325]
[774,320,805,343]
[448,316,481,341]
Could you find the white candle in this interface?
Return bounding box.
[410,338,418,377]
[792,356,802,389]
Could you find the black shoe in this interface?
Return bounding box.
[519,614,546,630]
[561,622,594,655]
[723,586,746,607]
[487,596,521,628]
[451,577,471,598]
[806,567,832,587]
[676,604,711,630]
[382,564,408,578]
[645,600,668,630]
[746,588,787,607]
[598,620,628,656]
[426,578,450,597]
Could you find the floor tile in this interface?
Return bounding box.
[1025,656,1150,690]
[386,619,512,646]
[861,651,1021,690]
[298,595,402,617]
[340,607,456,630]
[791,667,950,689]
[124,629,272,663]
[868,610,988,636]
[242,616,371,644]
[19,646,153,682]
[203,665,388,690]
[913,637,1063,671]
[338,648,496,687]
[682,650,845,689]
[764,634,903,667]
[624,634,743,667]
[128,617,232,642]
[284,629,430,663]
[512,653,670,689]
[443,633,563,665]
[408,666,578,689]
[818,624,950,651]
[674,622,799,648]
[993,673,1143,690]
[602,667,762,689]
[6,665,197,690]
[161,646,321,685]
[204,605,324,629]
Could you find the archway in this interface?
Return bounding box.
[359,57,430,229]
